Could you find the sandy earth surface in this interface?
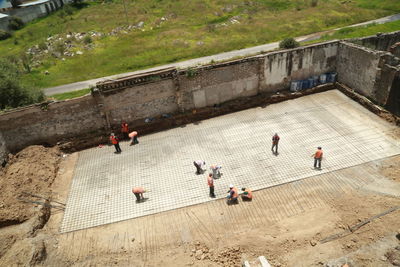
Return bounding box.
[0,97,400,266]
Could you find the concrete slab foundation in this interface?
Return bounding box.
[60,90,400,233]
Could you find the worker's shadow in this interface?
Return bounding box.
[136,198,149,203]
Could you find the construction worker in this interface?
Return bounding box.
[110,133,122,153]
[207,173,216,198]
[210,164,222,179]
[271,133,280,154]
[121,122,129,140]
[312,146,323,169]
[226,184,239,205]
[129,131,139,146]
[132,187,146,202]
[241,188,253,201]
[193,160,205,175]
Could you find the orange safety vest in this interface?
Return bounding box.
[121,123,129,133]
[110,136,118,145]
[231,187,239,198]
[314,150,323,159]
[244,189,253,199]
[207,176,214,187]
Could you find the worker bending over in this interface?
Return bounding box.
[241,187,253,201]
[227,184,239,205]
[132,187,146,202]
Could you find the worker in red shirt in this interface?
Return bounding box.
[271,133,280,154]
[121,122,129,140]
[207,173,216,198]
[312,147,323,169]
[110,133,122,153]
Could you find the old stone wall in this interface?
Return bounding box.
[262,41,338,92]
[349,30,400,52]
[386,72,400,116]
[178,59,260,109]
[0,132,8,165]
[0,95,105,153]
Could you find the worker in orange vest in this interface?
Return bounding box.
[271,133,280,154]
[132,187,146,202]
[312,146,323,169]
[129,131,139,146]
[110,133,122,153]
[241,187,253,201]
[207,173,216,198]
[227,184,239,205]
[121,122,129,140]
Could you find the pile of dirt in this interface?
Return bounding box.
[0,145,61,227]
[190,241,244,267]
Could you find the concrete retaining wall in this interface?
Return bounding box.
[337,41,400,105]
[262,41,338,92]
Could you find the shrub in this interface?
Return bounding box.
[82,35,92,44]
[8,16,25,31]
[38,42,47,50]
[310,0,318,7]
[279,37,300,49]
[0,59,44,109]
[64,5,74,15]
[0,30,11,40]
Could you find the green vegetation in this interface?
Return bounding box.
[49,88,91,101]
[0,0,399,92]
[0,30,11,40]
[279,37,300,49]
[0,59,44,109]
[316,20,400,42]
[8,16,25,31]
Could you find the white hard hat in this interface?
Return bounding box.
[229,184,234,188]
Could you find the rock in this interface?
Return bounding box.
[131,237,135,242]
[310,240,317,246]
[380,255,387,261]
[161,17,167,21]
[76,51,83,55]
[44,70,50,75]
[197,41,204,46]
[137,21,144,28]
[346,243,352,248]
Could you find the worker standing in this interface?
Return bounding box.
[226,184,239,205]
[129,131,139,146]
[241,188,253,201]
[132,187,146,202]
[110,133,122,153]
[271,133,280,154]
[121,122,129,140]
[207,173,216,198]
[193,160,205,175]
[312,146,323,169]
[210,164,222,179]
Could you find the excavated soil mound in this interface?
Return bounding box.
[0,146,61,227]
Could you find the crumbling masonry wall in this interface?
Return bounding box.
[0,31,399,163]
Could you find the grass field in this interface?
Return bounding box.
[0,0,399,90]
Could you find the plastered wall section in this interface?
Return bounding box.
[337,42,381,99]
[262,41,338,92]
[178,59,260,109]
[103,79,178,124]
[0,95,105,153]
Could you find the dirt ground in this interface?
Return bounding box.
[0,143,399,266]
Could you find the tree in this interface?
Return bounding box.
[0,59,44,110]
[279,37,300,49]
